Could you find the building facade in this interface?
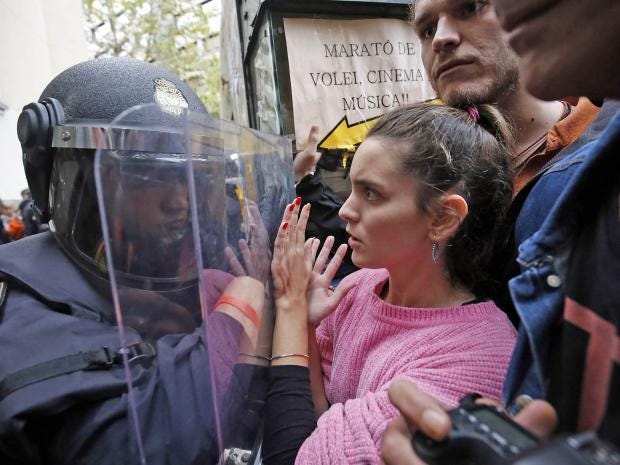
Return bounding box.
[0,0,88,201]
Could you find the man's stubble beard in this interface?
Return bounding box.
[435,50,520,107]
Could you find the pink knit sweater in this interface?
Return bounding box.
[295,268,517,465]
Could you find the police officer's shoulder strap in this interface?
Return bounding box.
[0,341,155,401]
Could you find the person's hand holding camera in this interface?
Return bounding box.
[381,380,558,465]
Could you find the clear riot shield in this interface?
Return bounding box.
[94,103,293,465]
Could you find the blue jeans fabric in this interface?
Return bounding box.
[515,150,589,247]
[503,106,620,411]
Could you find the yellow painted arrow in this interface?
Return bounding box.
[318,99,441,154]
[318,115,380,153]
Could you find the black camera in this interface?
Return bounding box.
[412,394,620,465]
[512,432,620,464]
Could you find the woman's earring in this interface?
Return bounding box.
[432,242,440,263]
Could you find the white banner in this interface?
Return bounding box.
[284,17,435,151]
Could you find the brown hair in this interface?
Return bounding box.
[367,103,514,297]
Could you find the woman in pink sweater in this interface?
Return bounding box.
[263,103,517,465]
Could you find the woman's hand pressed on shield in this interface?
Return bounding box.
[270,197,315,367]
[225,200,272,286]
[271,198,314,313]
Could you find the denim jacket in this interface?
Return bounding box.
[503,104,620,411]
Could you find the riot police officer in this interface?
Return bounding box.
[0,57,290,465]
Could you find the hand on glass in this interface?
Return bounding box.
[271,199,355,322]
[225,200,272,285]
[271,198,314,312]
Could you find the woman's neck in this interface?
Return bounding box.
[383,261,475,309]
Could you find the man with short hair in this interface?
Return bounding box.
[301,0,600,289]
[381,0,620,462]
[410,0,599,198]
[410,0,615,407]
[412,0,562,171]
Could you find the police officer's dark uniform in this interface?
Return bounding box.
[0,58,263,465]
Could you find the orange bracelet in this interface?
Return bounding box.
[215,295,260,329]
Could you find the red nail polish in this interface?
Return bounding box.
[288,203,295,211]
[295,196,302,205]
[282,222,289,230]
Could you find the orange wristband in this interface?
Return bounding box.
[215,295,260,329]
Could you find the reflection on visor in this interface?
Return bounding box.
[119,153,189,187]
[95,150,223,289]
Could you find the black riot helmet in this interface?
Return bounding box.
[16,58,219,290]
